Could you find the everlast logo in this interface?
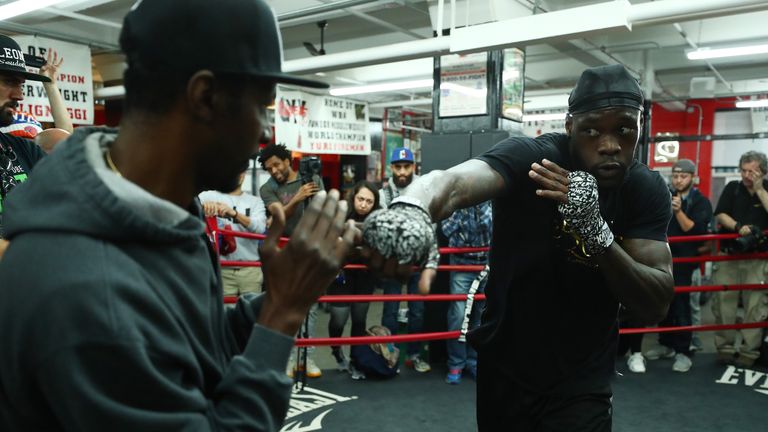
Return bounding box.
[0,47,25,68]
[281,386,356,432]
[715,365,768,396]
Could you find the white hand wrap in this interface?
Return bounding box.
[362,197,435,266]
[557,171,614,256]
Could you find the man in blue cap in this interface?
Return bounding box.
[377,146,438,373]
[0,0,355,430]
[362,64,674,430]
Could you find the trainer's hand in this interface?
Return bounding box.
[361,202,435,279]
[258,190,356,336]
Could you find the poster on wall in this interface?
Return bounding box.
[275,86,371,155]
[439,52,488,117]
[12,35,93,125]
[501,48,525,122]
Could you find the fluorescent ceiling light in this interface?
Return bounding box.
[735,99,768,108]
[0,0,69,20]
[523,112,566,122]
[687,43,768,60]
[330,79,433,96]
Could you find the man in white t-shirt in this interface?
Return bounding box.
[200,170,267,295]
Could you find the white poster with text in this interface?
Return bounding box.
[12,35,93,125]
[275,87,370,155]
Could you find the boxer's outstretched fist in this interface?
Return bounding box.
[362,197,435,277]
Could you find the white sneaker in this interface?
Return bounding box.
[672,353,692,373]
[286,357,296,378]
[644,345,675,360]
[627,352,646,373]
[306,358,322,378]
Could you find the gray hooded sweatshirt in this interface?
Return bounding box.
[0,127,294,431]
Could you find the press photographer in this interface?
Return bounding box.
[258,144,326,378]
[711,150,768,368]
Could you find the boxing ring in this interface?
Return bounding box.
[211,223,768,431]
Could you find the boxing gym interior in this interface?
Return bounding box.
[2,1,768,431]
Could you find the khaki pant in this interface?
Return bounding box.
[711,258,768,360]
[221,267,263,296]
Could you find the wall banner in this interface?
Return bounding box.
[12,35,94,125]
[275,87,371,155]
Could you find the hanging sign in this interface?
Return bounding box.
[275,87,371,155]
[12,35,94,125]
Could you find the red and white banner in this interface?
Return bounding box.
[275,87,370,155]
[12,35,94,125]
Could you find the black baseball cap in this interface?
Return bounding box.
[0,35,51,83]
[120,0,328,89]
[568,64,643,115]
[672,159,696,174]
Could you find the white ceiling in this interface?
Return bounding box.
[2,0,768,117]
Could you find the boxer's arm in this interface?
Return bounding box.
[404,159,506,222]
[596,239,674,325]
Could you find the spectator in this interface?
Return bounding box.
[644,159,713,372]
[258,143,325,378]
[0,0,349,430]
[200,169,267,296]
[327,180,381,379]
[378,146,438,373]
[258,144,322,236]
[711,150,768,368]
[0,39,71,255]
[440,201,492,384]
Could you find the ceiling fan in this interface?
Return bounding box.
[303,21,328,56]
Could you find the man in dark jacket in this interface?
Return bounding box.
[0,1,355,431]
[644,159,713,372]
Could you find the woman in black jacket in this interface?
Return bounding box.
[328,180,381,376]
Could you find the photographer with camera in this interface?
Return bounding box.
[258,143,325,378]
[259,144,323,237]
[711,150,768,368]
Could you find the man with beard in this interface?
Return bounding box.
[643,159,712,373]
[0,1,356,430]
[0,35,68,256]
[378,147,437,373]
[258,143,325,379]
[258,143,323,237]
[361,64,673,431]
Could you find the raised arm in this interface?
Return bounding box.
[39,51,74,133]
[530,159,673,324]
[404,158,506,222]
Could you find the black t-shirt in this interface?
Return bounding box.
[667,188,713,261]
[714,180,768,252]
[0,132,45,237]
[470,133,671,394]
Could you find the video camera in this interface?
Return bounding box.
[299,156,322,185]
[732,225,768,253]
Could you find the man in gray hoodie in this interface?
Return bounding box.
[0,1,352,431]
